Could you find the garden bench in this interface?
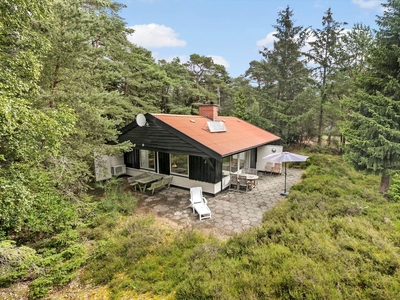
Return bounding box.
[127,176,139,190]
[146,176,173,194]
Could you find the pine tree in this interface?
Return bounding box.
[258,6,311,145]
[37,0,138,196]
[307,8,347,145]
[341,0,400,192]
[233,89,248,120]
[184,54,231,107]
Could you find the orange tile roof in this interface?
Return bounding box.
[153,114,280,157]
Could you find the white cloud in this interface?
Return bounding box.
[208,55,230,68]
[313,0,323,8]
[127,23,187,48]
[256,32,277,48]
[352,0,381,9]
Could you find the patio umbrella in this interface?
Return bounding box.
[263,152,309,196]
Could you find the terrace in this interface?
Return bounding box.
[129,168,304,239]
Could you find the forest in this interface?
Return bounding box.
[2,0,400,298]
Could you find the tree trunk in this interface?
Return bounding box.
[317,100,323,145]
[380,173,390,193]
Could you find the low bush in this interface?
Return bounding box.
[97,177,138,216]
[0,240,40,287]
[29,243,87,299]
[173,155,400,299]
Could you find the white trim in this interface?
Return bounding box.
[126,167,222,195]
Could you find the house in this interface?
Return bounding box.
[95,104,282,195]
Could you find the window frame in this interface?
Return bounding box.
[139,149,155,171]
[170,153,189,177]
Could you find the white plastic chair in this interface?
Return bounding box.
[189,187,211,220]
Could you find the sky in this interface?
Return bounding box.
[118,0,385,78]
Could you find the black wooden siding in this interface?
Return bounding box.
[189,156,221,184]
[125,147,258,184]
[124,149,221,184]
[124,149,139,169]
[158,152,170,175]
[118,115,219,160]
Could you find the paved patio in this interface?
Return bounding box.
[130,169,304,238]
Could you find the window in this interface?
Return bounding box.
[170,154,188,176]
[140,150,155,170]
[238,152,246,170]
[222,156,230,172]
[230,151,247,173]
[222,156,231,177]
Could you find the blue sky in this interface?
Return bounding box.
[119,0,384,78]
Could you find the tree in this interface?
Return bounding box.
[306,8,347,145]
[341,0,400,193]
[0,0,76,235]
[158,57,195,114]
[339,23,374,78]
[184,54,231,109]
[260,6,309,104]
[256,6,311,144]
[37,0,137,197]
[245,60,273,90]
[326,23,374,146]
[233,89,248,120]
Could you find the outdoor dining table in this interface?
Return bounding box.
[244,174,259,190]
[134,174,163,192]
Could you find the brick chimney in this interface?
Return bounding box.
[199,104,219,120]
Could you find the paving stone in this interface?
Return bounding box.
[133,169,303,237]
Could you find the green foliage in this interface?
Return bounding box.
[0,241,40,287]
[30,243,87,299]
[83,214,170,284]
[341,0,400,192]
[3,0,400,298]
[79,155,400,299]
[173,155,400,299]
[0,164,77,240]
[342,91,400,176]
[112,231,209,296]
[306,8,348,145]
[97,177,138,216]
[233,89,248,120]
[388,173,400,202]
[0,0,76,238]
[258,6,312,145]
[0,239,87,299]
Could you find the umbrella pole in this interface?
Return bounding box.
[281,162,289,196]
